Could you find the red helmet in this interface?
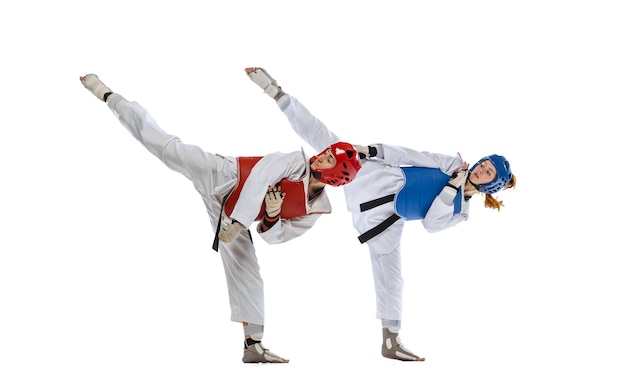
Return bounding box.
[310,141,362,186]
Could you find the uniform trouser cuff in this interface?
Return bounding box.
[382,319,402,328]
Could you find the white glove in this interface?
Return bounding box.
[265,186,285,218]
[80,74,112,101]
[218,220,246,243]
[442,168,467,201]
[247,67,285,100]
[448,168,468,189]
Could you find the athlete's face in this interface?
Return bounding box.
[311,149,337,171]
[470,160,497,184]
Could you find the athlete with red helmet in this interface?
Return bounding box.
[80,73,361,364]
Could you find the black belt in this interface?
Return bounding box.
[358,213,401,244]
[359,194,395,212]
[358,193,400,244]
[212,190,253,252]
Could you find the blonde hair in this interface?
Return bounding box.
[483,174,516,211]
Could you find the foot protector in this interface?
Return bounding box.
[242,341,289,363]
[381,328,425,361]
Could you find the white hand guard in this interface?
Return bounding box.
[248,68,285,100]
[218,220,246,243]
[443,169,468,198]
[264,186,285,218]
[80,74,112,101]
[449,168,468,189]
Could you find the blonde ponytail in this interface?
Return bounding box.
[483,174,516,211]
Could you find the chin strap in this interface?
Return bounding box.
[464,178,479,201]
[467,178,480,192]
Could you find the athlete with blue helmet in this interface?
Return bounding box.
[247,67,516,362]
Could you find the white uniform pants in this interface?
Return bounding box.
[350,197,405,323]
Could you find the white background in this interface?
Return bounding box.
[1,1,625,390]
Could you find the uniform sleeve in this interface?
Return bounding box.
[379,144,462,174]
[256,213,322,244]
[278,95,340,152]
[422,189,468,233]
[230,151,306,227]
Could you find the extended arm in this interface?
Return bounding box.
[246,68,340,152]
[377,144,463,174]
[246,69,463,174]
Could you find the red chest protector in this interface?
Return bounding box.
[223,156,308,221]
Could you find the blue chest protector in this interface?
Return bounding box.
[395,167,462,220]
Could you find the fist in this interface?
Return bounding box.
[247,68,283,100]
[447,167,468,191]
[218,220,245,243]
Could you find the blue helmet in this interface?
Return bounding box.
[468,154,512,194]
